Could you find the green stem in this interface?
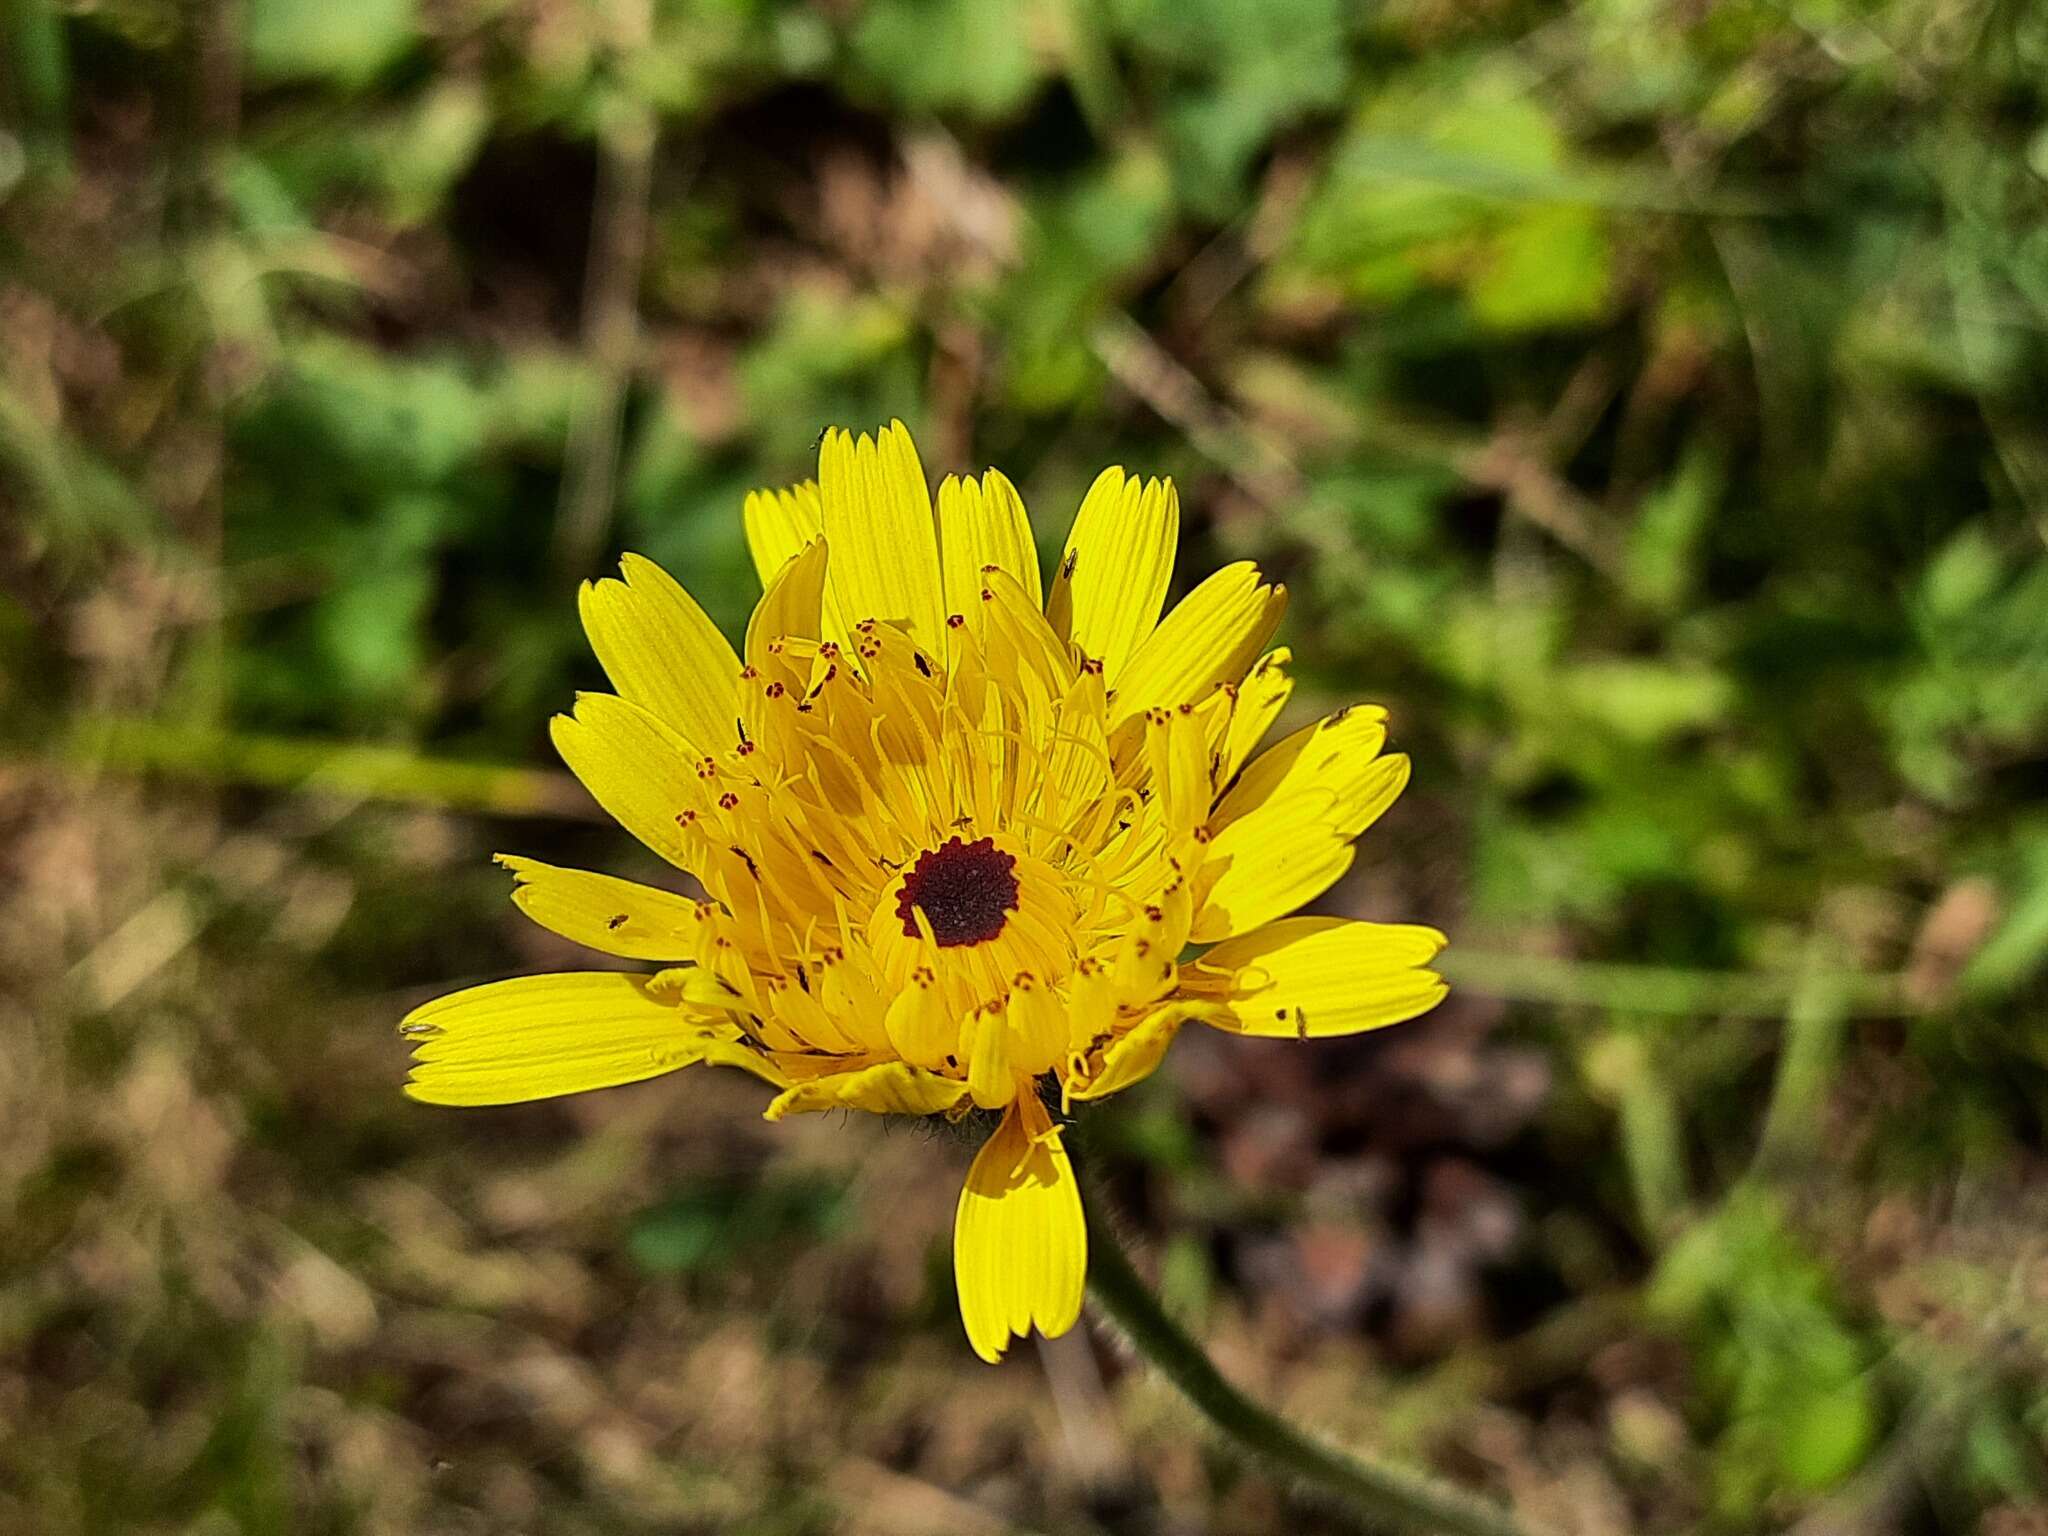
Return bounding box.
[1439,946,1908,1018]
[51,717,598,820]
[1082,1202,1536,1536]
[1754,945,1853,1174]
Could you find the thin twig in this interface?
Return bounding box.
[1090,312,1627,582]
[553,0,657,575]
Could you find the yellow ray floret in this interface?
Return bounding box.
[399,420,1448,1362]
[1049,466,1178,682]
[955,1094,1086,1363]
[400,972,783,1106]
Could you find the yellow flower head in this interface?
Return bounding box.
[401,422,1448,1361]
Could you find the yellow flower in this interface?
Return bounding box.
[400,422,1447,1362]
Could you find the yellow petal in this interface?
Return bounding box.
[1220,647,1294,787]
[579,554,740,753]
[763,1061,970,1120]
[742,481,824,584]
[979,567,1079,717]
[1184,917,1448,1037]
[939,468,1041,625]
[1196,706,1401,940]
[884,968,960,1070]
[1192,823,1357,943]
[1193,715,1410,940]
[1049,467,1178,683]
[744,536,831,664]
[1142,697,1218,840]
[819,421,946,648]
[1111,562,1286,723]
[953,1096,1086,1362]
[1212,705,1388,830]
[497,854,711,961]
[550,693,704,873]
[1066,999,1230,1102]
[400,972,772,1106]
[1006,974,1067,1077]
[965,1002,1017,1110]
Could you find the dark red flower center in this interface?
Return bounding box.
[896,835,1019,946]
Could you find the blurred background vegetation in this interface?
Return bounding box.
[4,0,2048,1531]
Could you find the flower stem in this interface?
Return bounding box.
[1083,1201,1536,1536]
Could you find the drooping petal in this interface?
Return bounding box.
[953,1095,1086,1362]
[497,854,712,961]
[1111,562,1286,723]
[550,693,705,874]
[762,1061,969,1121]
[939,468,1041,625]
[818,421,946,648]
[579,554,741,754]
[1049,467,1178,684]
[1183,917,1448,1037]
[400,972,777,1105]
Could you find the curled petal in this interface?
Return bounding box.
[763,1061,970,1121]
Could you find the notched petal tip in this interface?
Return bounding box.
[954,1100,1087,1363]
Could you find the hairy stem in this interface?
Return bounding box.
[1082,1200,1537,1536]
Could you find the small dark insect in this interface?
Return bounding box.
[608,914,629,931]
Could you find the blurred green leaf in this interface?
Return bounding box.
[245,0,417,86]
[1652,1190,1880,1511]
[1558,660,1737,745]
[1288,62,1618,329]
[629,1173,854,1276]
[851,0,1042,119]
[1626,442,1723,614]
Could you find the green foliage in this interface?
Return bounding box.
[1290,62,1618,330]
[629,1172,855,1277]
[851,0,1042,119]
[1652,1191,1881,1511]
[245,0,417,87]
